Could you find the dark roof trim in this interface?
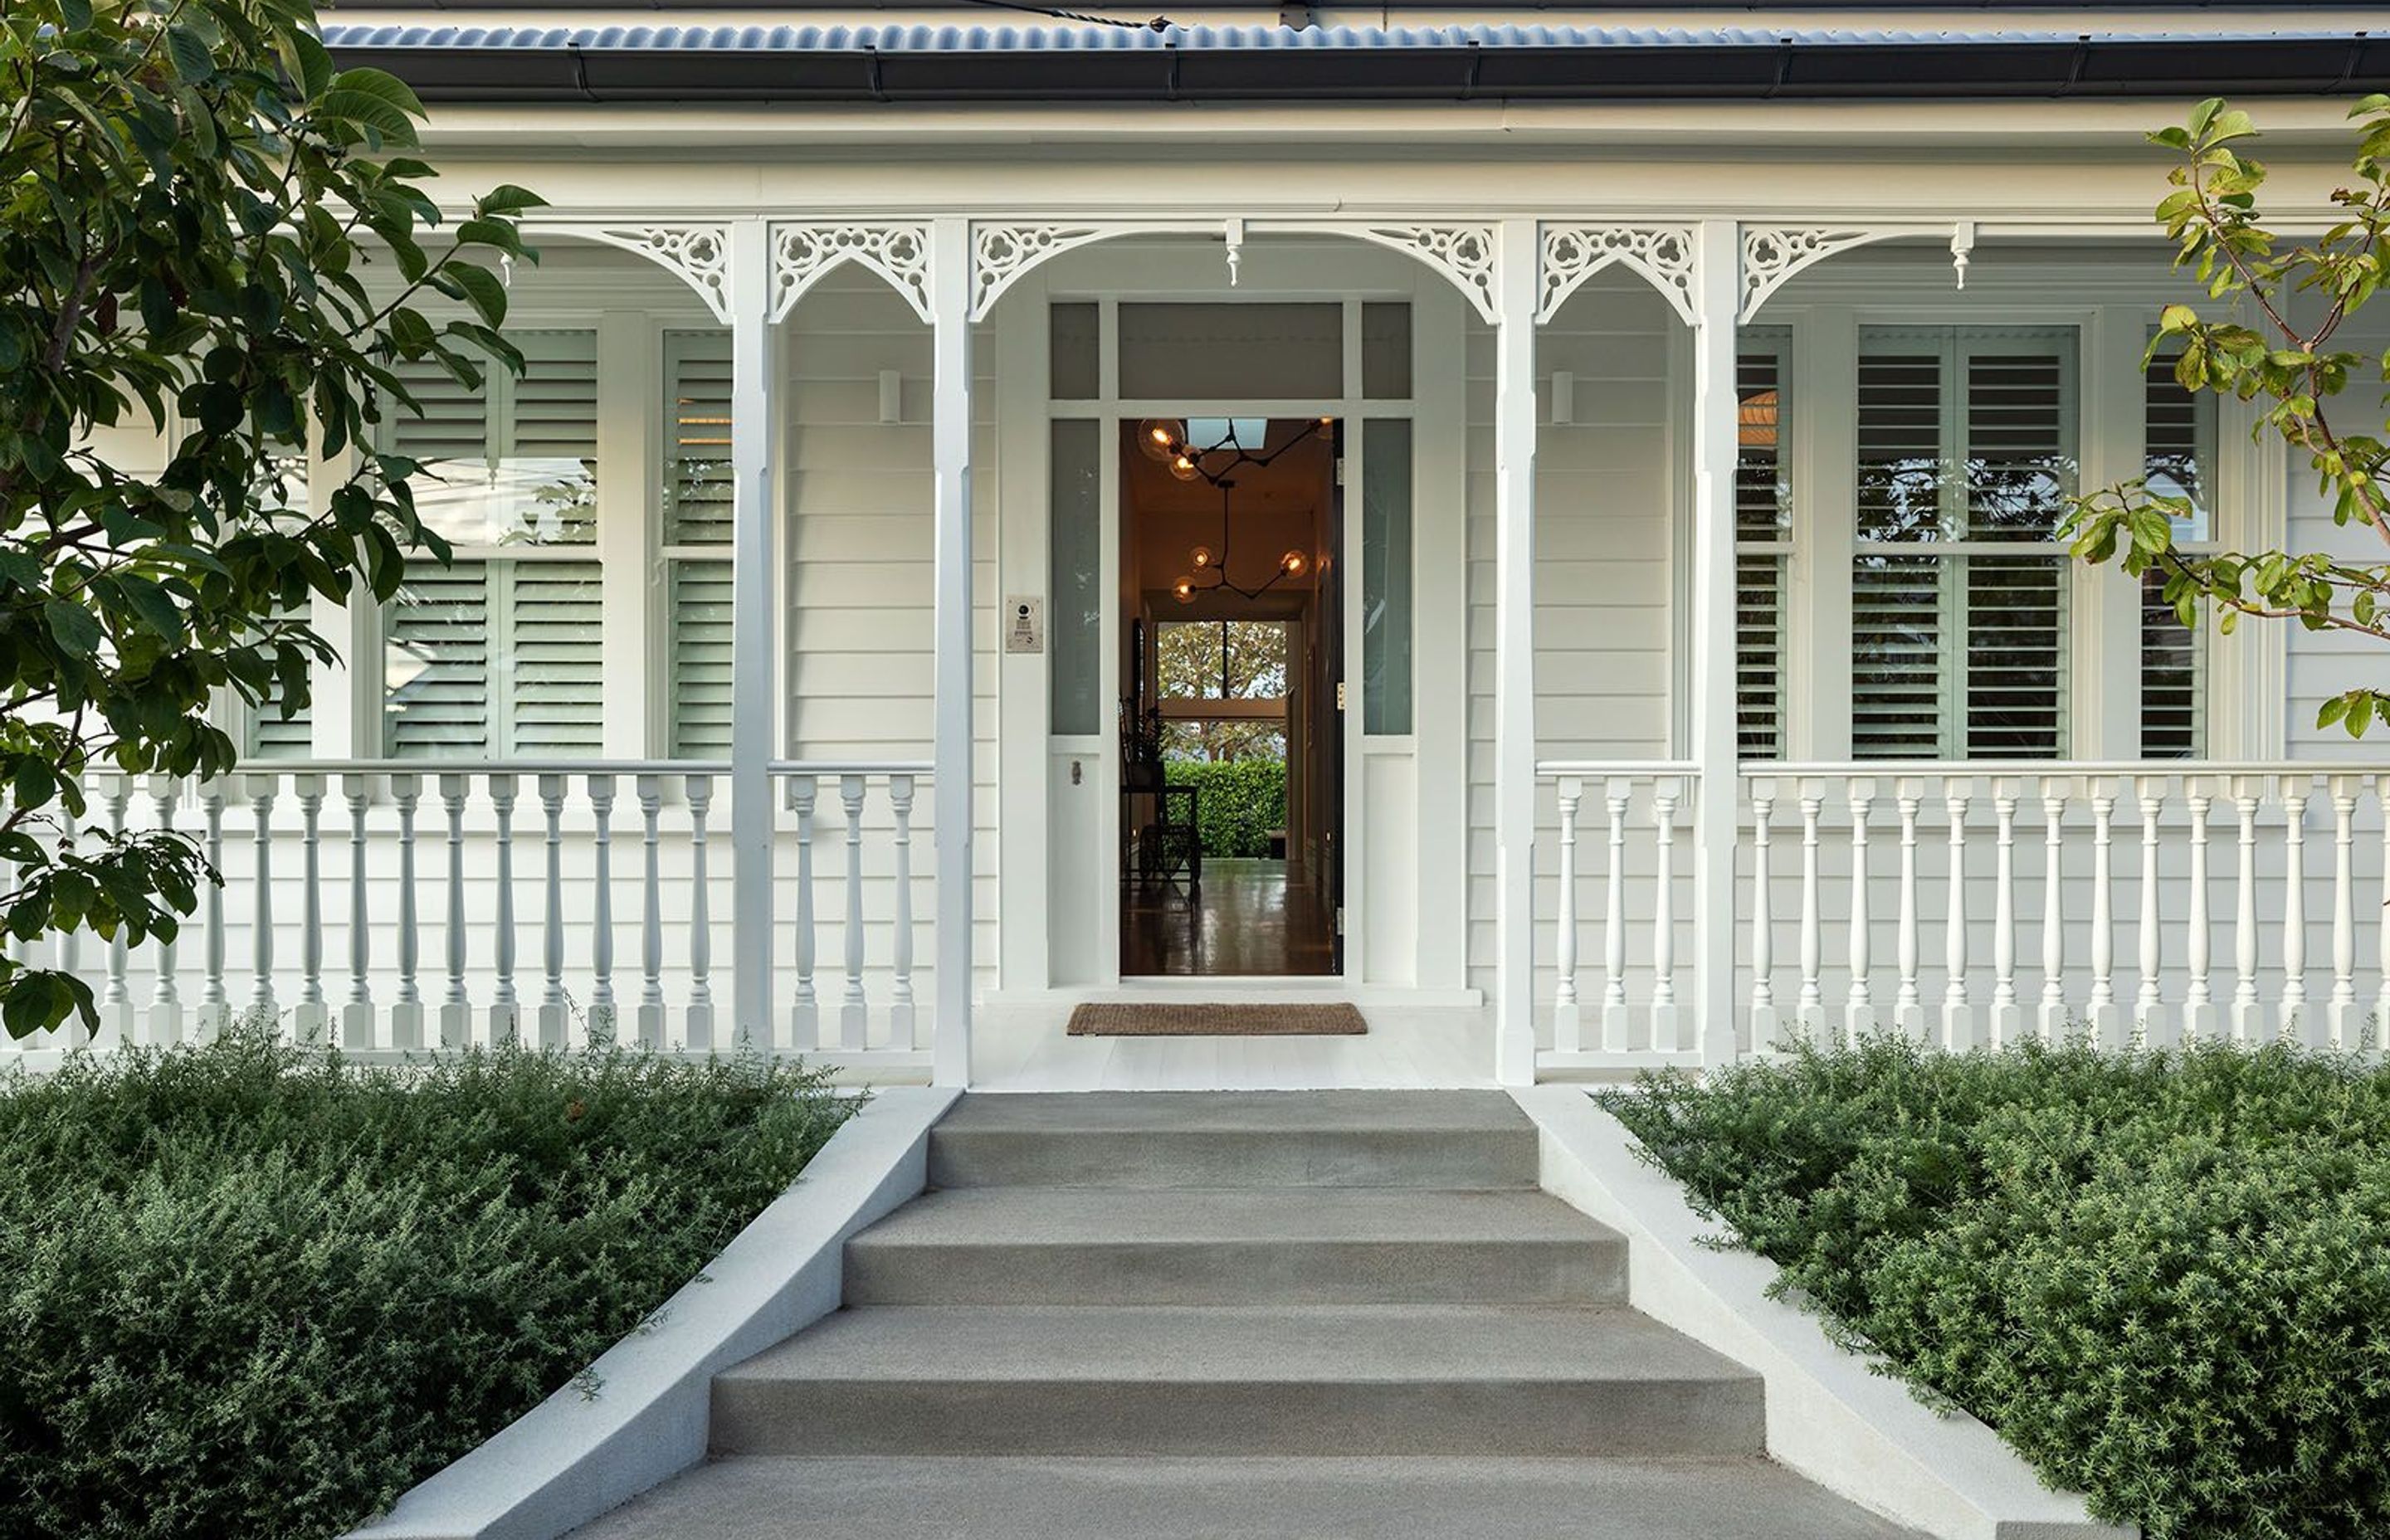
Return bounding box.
[322,24,2390,103]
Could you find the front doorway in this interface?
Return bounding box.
[1118,415,1341,977]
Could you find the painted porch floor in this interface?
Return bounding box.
[968,1003,1495,1090]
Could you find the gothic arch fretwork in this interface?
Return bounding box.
[1537,225,1699,328]
[771,223,934,325]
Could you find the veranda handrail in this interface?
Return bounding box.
[1743,758,2390,777]
[1534,759,1701,777]
[214,758,734,777]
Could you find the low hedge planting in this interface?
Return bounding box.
[1163,758,1288,858]
[1602,1039,2390,1540]
[0,1031,853,1540]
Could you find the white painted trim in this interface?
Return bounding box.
[1793,305,1859,760]
[1412,285,1471,993]
[929,217,977,1084]
[983,981,1485,1008]
[1538,222,1699,328]
[2079,306,2147,760]
[569,225,735,325]
[1490,217,1539,1086]
[996,273,1051,993]
[346,1086,960,1540]
[726,220,778,1050]
[1688,220,1741,1068]
[595,312,655,761]
[1514,1088,2135,1540]
[769,222,934,325]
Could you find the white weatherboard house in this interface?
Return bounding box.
[25,6,2390,1093]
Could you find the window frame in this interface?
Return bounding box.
[373,327,607,762]
[1734,327,1794,759]
[1846,321,2082,762]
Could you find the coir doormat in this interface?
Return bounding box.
[1066,1002,1368,1037]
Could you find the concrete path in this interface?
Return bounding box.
[570,1090,1921,1538]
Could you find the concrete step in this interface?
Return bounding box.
[568,1456,1926,1539]
[710,1304,1764,1457]
[928,1090,1540,1189]
[844,1187,1628,1304]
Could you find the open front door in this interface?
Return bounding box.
[1319,421,1347,975]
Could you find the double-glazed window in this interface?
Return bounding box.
[383,330,603,758]
[1851,326,2077,760]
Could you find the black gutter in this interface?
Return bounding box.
[331,35,2390,103]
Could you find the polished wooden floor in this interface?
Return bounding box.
[1120,857,1338,977]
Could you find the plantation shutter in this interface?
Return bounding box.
[2139,358,2214,758]
[1853,328,2074,760]
[244,448,314,759]
[1734,334,1791,758]
[384,333,604,758]
[669,561,734,756]
[665,330,735,756]
[664,330,735,545]
[1852,346,1949,757]
[387,564,492,755]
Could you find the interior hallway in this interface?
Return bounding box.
[1120,857,1336,977]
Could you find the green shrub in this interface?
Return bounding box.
[1163,758,1288,858]
[0,1031,854,1540]
[1602,1039,2390,1540]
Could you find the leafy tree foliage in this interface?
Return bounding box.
[0,0,541,1036]
[1154,618,1289,762]
[2066,96,2390,735]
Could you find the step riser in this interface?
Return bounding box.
[843,1240,1627,1305]
[928,1130,1540,1190]
[711,1379,1764,1459]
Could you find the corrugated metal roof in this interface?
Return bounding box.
[315,22,2366,51]
[323,20,2388,101]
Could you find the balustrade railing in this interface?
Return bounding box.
[1539,762,1702,1069]
[0,759,933,1067]
[1538,760,2390,1074]
[1744,763,2390,1056]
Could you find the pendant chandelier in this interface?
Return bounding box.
[1137,417,1326,604]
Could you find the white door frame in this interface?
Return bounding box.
[988,241,1472,1004]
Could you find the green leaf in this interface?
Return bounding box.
[476,184,549,217]
[43,601,103,661]
[165,25,216,83]
[324,66,427,125]
[442,262,510,329]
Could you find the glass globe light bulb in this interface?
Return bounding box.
[1190,545,1214,570]
[1168,454,1202,483]
[1171,576,1197,604]
[1280,549,1309,578]
[1137,419,1182,463]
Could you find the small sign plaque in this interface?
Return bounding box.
[1005,596,1044,654]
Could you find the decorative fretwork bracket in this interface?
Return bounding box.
[1344,225,1500,324]
[1536,224,1700,329]
[578,224,735,324]
[770,223,934,325]
[1738,222,1974,324]
[968,224,1125,323]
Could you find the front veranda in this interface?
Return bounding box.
[15,218,2390,1087]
